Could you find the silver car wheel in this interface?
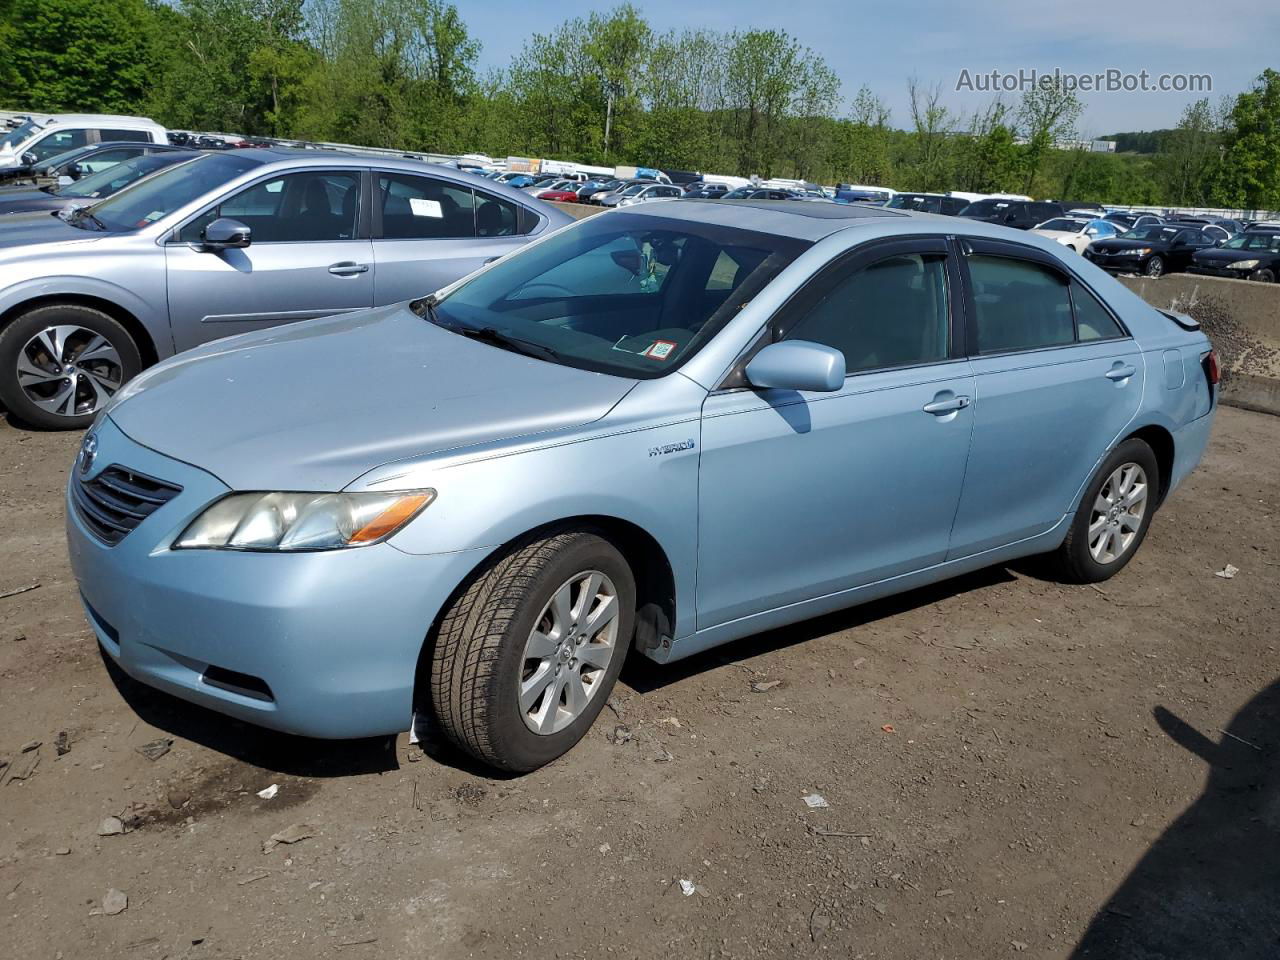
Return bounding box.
[16,324,124,419]
[1088,462,1149,564]
[519,570,620,735]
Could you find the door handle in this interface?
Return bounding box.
[328,262,369,276]
[1105,364,1137,381]
[922,395,971,415]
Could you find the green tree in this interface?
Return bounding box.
[1216,69,1280,210]
[1016,76,1082,194]
[955,99,1018,192]
[0,0,158,113]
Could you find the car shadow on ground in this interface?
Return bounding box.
[100,651,400,778]
[1070,677,1280,958]
[621,563,1019,694]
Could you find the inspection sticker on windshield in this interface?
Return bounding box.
[644,340,677,360]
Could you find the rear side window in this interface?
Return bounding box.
[968,255,1073,353]
[475,190,520,237]
[1072,282,1125,341]
[100,129,152,142]
[378,173,475,239]
[785,253,951,373]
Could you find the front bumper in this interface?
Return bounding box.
[66,417,488,739]
[1084,253,1147,273]
[1187,266,1254,280]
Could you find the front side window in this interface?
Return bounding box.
[179,170,360,243]
[785,253,950,374]
[84,152,259,232]
[431,213,807,378]
[378,173,475,239]
[968,255,1073,353]
[29,128,87,161]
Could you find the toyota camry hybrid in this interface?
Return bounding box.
[66,200,1218,772]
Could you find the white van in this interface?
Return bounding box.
[0,114,168,171]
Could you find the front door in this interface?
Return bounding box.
[165,169,374,352]
[696,238,975,629]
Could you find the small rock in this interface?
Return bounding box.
[1214,564,1239,580]
[135,738,173,762]
[852,657,866,668]
[678,879,696,897]
[608,724,633,745]
[101,888,128,916]
[54,846,71,856]
[256,784,279,800]
[54,732,71,757]
[263,823,315,853]
[654,747,674,763]
[750,680,783,692]
[20,740,41,753]
[167,790,189,810]
[406,749,423,762]
[935,888,955,898]
[598,843,611,854]
[827,668,836,680]
[802,793,829,809]
[872,902,887,916]
[12,634,24,642]
[98,816,125,837]
[809,905,832,941]
[6,750,39,782]
[1011,941,1029,952]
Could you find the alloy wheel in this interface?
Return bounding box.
[518,570,620,735]
[1088,462,1149,564]
[16,324,124,419]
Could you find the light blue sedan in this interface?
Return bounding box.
[66,200,1218,771]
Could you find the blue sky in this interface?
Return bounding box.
[460,0,1274,134]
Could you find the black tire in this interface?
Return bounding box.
[1052,438,1160,584]
[0,303,142,431]
[430,530,635,772]
[1248,268,1275,283]
[1144,256,1164,278]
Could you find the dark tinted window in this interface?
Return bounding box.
[377,173,475,239]
[1072,283,1125,341]
[100,129,152,142]
[786,253,950,373]
[93,152,259,232]
[28,128,87,161]
[969,255,1073,353]
[179,170,360,243]
[475,190,520,236]
[1029,203,1063,221]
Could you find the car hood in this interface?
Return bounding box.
[108,303,638,491]
[1033,229,1078,241]
[1090,238,1165,253]
[0,210,104,252]
[0,192,65,216]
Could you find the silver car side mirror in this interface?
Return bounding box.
[745,341,846,393]
[202,218,252,251]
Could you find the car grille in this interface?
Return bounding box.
[72,465,182,546]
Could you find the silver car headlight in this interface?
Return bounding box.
[173,490,435,551]
[1228,259,1259,270]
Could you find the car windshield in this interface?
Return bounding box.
[1120,225,1179,241]
[78,152,258,231]
[723,187,753,199]
[1223,232,1280,251]
[60,154,194,199]
[886,194,920,209]
[430,213,808,379]
[620,184,646,196]
[0,119,41,150]
[958,199,1008,216]
[36,145,90,170]
[1084,219,1114,234]
[1040,218,1088,231]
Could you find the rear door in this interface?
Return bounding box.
[697,237,976,628]
[370,172,530,304]
[165,168,374,351]
[947,238,1143,557]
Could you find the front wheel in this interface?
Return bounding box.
[1248,268,1274,283]
[430,530,635,772]
[0,304,142,430]
[1052,438,1159,583]
[1144,255,1165,278]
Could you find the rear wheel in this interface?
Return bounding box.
[430,530,635,772]
[0,304,141,430]
[1052,438,1159,583]
[1144,256,1165,278]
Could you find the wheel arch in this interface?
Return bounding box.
[0,293,160,367]
[412,514,678,716]
[1123,423,1175,506]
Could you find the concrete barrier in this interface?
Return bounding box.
[1118,274,1280,416]
[549,201,603,220]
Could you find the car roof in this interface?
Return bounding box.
[621,198,908,240]
[42,114,164,127]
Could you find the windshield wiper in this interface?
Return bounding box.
[60,204,106,230]
[411,296,563,363]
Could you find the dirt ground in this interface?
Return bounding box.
[1,406,1277,960]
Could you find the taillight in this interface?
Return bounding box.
[1201,349,1220,386]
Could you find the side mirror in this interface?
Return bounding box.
[745,341,845,393]
[21,151,36,167]
[202,217,251,251]
[56,175,73,187]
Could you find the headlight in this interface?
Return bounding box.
[173,490,435,551]
[1228,259,1259,270]
[1119,247,1151,256]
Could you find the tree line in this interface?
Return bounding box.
[2,0,1278,209]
